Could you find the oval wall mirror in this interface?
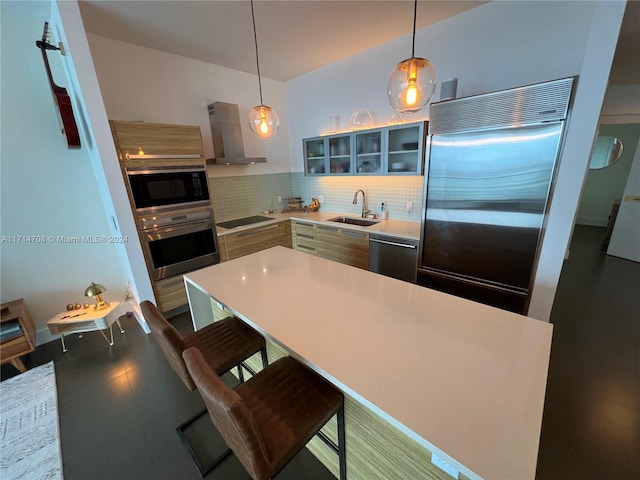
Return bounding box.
[589,135,624,169]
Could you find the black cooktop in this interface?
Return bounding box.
[216,215,274,229]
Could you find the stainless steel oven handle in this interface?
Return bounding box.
[370,238,417,249]
[125,154,201,160]
[144,219,214,240]
[126,165,206,175]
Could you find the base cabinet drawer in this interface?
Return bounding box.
[155,276,188,312]
[222,222,291,261]
[292,220,318,255]
[292,220,369,269]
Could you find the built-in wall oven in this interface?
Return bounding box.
[139,208,220,281]
[126,166,210,213]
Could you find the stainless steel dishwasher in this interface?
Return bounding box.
[369,234,419,283]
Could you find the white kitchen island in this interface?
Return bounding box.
[184,246,553,480]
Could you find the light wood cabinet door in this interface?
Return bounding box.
[293,221,369,269]
[154,275,188,312]
[110,120,204,168]
[222,222,291,261]
[315,225,341,262]
[340,229,369,269]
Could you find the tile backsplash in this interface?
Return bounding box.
[208,172,424,223]
[208,173,293,222]
[291,173,424,222]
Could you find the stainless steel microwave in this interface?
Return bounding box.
[126,166,210,213]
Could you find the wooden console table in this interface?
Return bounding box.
[1,299,37,373]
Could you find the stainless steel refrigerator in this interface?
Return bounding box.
[418,77,575,314]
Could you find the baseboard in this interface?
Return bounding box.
[576,217,607,227]
[36,328,58,346]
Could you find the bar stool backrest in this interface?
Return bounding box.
[183,346,273,480]
[140,300,193,390]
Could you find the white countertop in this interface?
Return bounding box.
[215,210,421,241]
[185,246,552,480]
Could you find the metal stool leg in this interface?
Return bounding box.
[176,407,232,476]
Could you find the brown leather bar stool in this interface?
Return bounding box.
[140,300,268,476]
[183,346,347,480]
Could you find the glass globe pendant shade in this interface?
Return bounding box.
[387,57,437,113]
[248,105,279,138]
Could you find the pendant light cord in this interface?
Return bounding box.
[250,0,264,106]
[411,0,417,58]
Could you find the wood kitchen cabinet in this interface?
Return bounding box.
[1,299,36,373]
[154,275,189,312]
[291,220,318,255]
[110,120,204,168]
[339,228,369,269]
[220,221,292,262]
[292,220,369,269]
[110,119,213,314]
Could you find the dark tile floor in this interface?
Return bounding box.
[2,225,638,479]
[536,225,640,479]
[1,308,333,479]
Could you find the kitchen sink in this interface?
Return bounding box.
[328,216,380,227]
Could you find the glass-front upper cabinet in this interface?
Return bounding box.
[385,122,427,175]
[355,130,383,175]
[328,134,353,175]
[302,121,426,176]
[303,137,327,175]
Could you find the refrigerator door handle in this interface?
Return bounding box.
[419,268,527,296]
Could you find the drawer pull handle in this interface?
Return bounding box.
[342,230,366,238]
[125,154,201,160]
[298,245,315,252]
[238,224,279,237]
[297,233,315,239]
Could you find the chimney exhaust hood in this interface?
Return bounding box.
[207,102,266,165]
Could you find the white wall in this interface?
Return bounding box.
[286,0,626,321]
[86,35,291,177]
[0,1,128,341]
[600,84,640,124]
[607,136,640,261]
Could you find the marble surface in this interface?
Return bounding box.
[215,210,421,241]
[185,246,553,480]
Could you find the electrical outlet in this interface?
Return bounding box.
[318,195,325,204]
[406,201,413,212]
[122,283,133,301]
[431,454,459,479]
[277,195,282,204]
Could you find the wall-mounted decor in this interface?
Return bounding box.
[35,21,80,149]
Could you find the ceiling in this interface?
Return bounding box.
[77,0,487,82]
[78,0,639,84]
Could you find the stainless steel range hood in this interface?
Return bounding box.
[207,102,266,165]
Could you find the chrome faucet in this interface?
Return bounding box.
[353,189,368,218]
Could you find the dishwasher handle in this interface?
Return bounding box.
[370,238,417,249]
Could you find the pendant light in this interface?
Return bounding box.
[248,0,279,138]
[387,0,437,113]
